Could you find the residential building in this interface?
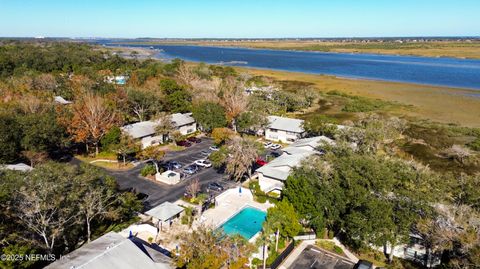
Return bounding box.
[121,113,196,149]
[171,112,197,135]
[265,116,305,143]
[256,136,334,192]
[45,232,173,269]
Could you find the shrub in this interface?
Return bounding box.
[333,245,343,255]
[468,137,480,151]
[140,164,156,176]
[256,195,267,203]
[209,147,228,168]
[251,258,262,267]
[342,97,387,112]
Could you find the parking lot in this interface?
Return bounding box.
[289,246,355,269]
[72,136,281,212]
[104,137,236,210]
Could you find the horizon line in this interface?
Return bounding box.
[1,35,480,40]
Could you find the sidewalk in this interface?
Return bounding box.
[278,240,316,269]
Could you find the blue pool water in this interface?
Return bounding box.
[220,207,266,239]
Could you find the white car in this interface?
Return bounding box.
[263,142,273,148]
[209,146,220,151]
[270,144,281,150]
[194,159,212,168]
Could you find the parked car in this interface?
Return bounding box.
[187,137,202,143]
[353,260,373,269]
[200,150,211,156]
[207,182,224,191]
[209,145,220,151]
[194,159,212,168]
[256,158,268,166]
[177,140,192,147]
[183,165,199,174]
[263,142,273,148]
[270,144,281,150]
[163,161,182,170]
[270,151,282,157]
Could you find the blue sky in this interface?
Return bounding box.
[0,0,478,38]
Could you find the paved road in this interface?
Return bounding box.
[72,138,233,211]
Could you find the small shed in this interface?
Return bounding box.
[155,170,181,185]
[145,202,184,231]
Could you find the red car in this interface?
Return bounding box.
[177,140,192,147]
[187,137,202,143]
[256,158,268,166]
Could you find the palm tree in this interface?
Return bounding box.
[256,227,273,269]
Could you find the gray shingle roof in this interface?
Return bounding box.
[257,136,333,181]
[45,232,172,269]
[171,113,195,127]
[267,116,304,133]
[145,202,184,221]
[256,152,315,181]
[121,113,195,139]
[283,136,334,155]
[121,121,157,139]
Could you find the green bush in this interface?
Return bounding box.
[251,258,262,267]
[249,181,261,191]
[333,245,343,255]
[256,195,267,203]
[342,97,387,112]
[140,164,156,177]
[468,138,480,151]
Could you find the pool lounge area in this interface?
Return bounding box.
[219,206,267,240]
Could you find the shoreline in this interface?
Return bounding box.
[235,67,480,128]
[104,43,480,91]
[105,44,480,127]
[107,40,480,60]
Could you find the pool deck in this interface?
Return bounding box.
[192,187,273,235]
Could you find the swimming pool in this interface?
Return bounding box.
[220,207,267,240]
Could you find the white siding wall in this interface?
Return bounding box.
[140,135,164,149]
[265,129,302,144]
[258,173,285,192]
[177,123,197,135]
